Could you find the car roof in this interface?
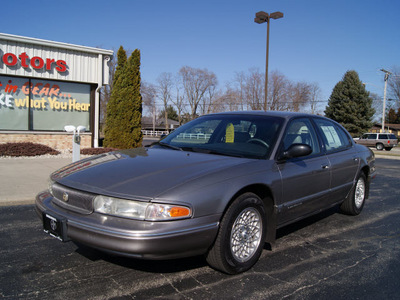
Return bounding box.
[208,110,321,120]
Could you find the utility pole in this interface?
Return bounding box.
[380,69,392,132]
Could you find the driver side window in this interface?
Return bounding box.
[283,118,320,155]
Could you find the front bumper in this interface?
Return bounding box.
[35,191,220,260]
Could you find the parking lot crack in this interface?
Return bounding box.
[160,273,191,299]
[280,253,376,299]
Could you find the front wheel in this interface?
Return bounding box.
[340,173,367,215]
[206,193,266,274]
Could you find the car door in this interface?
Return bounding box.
[276,117,331,226]
[366,133,377,147]
[313,118,359,202]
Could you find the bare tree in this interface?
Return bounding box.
[141,82,158,131]
[222,84,243,112]
[243,68,264,110]
[156,72,174,130]
[309,83,321,114]
[388,66,400,102]
[234,72,246,110]
[268,70,289,111]
[199,84,220,115]
[178,66,218,119]
[289,82,312,112]
[172,86,186,125]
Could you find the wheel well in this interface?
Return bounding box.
[229,184,277,246]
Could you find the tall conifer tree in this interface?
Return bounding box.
[325,70,375,136]
[104,47,142,148]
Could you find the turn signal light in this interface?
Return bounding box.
[169,207,191,218]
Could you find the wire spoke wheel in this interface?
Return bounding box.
[206,192,267,274]
[230,207,262,262]
[354,176,366,209]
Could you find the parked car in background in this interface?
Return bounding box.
[36,111,376,274]
[355,133,398,151]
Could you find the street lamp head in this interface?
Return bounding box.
[255,11,268,23]
[254,11,284,24]
[270,12,284,19]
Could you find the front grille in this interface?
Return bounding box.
[52,183,96,214]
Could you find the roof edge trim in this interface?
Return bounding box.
[0,32,113,56]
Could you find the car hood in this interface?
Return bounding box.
[51,148,252,200]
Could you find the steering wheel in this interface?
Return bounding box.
[246,138,269,148]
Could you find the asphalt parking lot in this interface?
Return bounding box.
[0,158,399,299]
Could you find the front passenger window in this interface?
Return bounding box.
[283,118,320,155]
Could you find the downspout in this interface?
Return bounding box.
[94,84,101,148]
[94,54,111,148]
[93,54,103,148]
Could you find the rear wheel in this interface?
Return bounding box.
[376,143,384,150]
[340,173,367,215]
[206,193,266,274]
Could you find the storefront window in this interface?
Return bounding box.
[0,76,29,130]
[0,76,91,131]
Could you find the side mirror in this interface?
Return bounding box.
[278,144,312,161]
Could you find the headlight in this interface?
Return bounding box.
[93,195,191,221]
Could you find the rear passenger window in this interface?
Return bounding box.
[379,134,388,139]
[314,119,351,152]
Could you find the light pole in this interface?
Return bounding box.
[254,11,283,111]
[380,68,392,132]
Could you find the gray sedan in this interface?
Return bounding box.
[35,111,376,274]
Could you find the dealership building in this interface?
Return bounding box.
[0,33,113,149]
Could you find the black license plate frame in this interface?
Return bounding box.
[42,212,69,242]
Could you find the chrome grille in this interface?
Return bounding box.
[52,183,96,214]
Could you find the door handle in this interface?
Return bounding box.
[321,164,329,169]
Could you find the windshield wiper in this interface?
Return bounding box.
[151,141,183,151]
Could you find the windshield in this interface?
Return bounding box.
[157,114,283,159]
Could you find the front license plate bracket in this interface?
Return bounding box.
[42,212,70,242]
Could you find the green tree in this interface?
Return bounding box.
[325,70,375,136]
[104,47,142,148]
[158,105,178,121]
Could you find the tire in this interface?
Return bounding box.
[340,173,367,215]
[206,192,266,274]
[376,143,384,151]
[384,147,392,151]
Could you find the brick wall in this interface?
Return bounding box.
[0,133,92,150]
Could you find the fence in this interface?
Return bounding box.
[141,130,169,137]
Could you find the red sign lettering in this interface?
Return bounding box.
[1,52,67,73]
[3,53,18,66]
